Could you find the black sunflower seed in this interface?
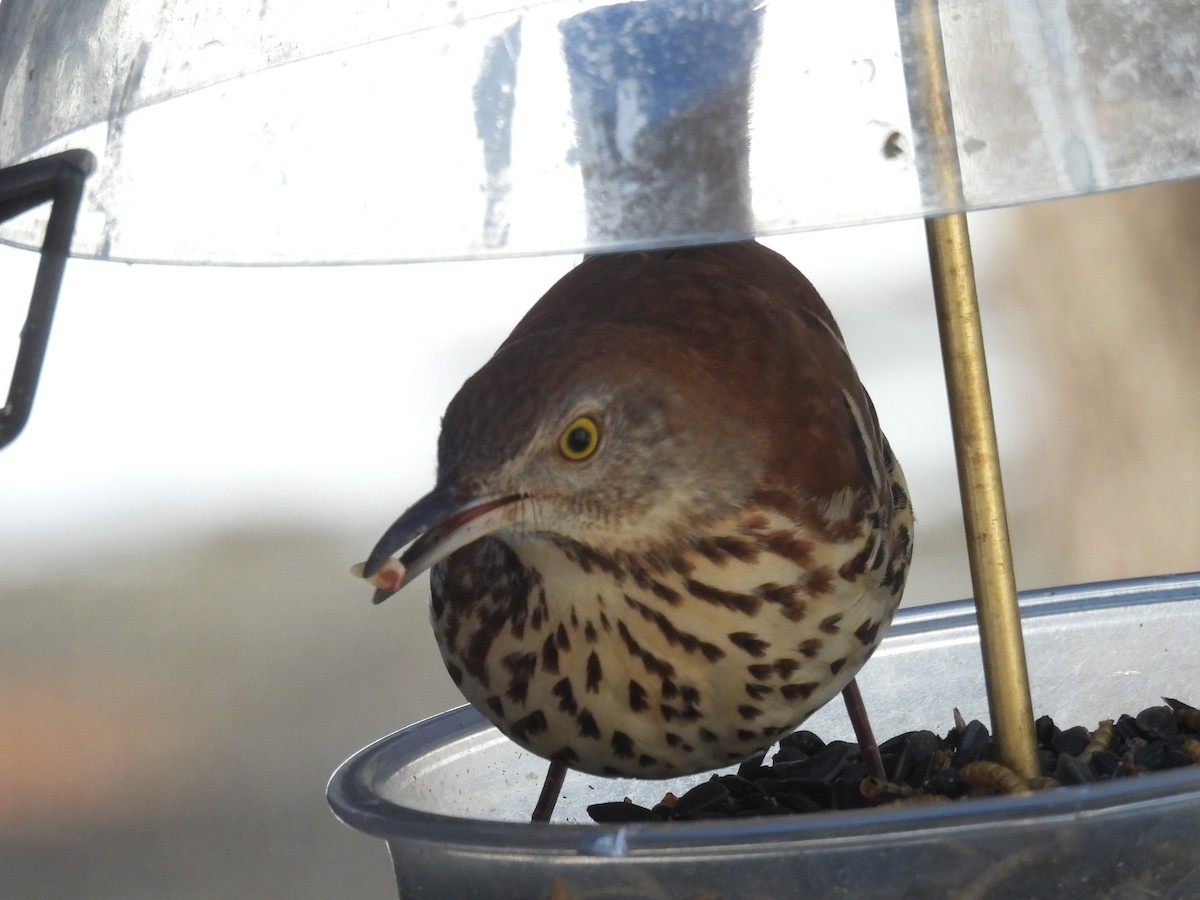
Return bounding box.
[950,720,992,767]
[1135,706,1178,741]
[588,801,660,823]
[1051,725,1092,757]
[587,697,1200,824]
[673,779,732,817]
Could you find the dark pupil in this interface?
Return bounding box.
[566,426,593,454]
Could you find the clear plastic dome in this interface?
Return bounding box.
[1,0,1197,264]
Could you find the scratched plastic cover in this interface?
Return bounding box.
[0,0,1197,264]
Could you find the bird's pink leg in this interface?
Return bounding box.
[531,759,569,823]
[842,677,887,782]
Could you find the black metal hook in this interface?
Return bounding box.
[0,149,94,450]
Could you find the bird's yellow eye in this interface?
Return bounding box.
[559,416,600,461]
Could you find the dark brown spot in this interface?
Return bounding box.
[698,642,725,663]
[830,657,847,675]
[651,580,681,605]
[553,537,624,580]
[660,704,678,722]
[661,679,678,699]
[638,754,657,768]
[698,728,719,743]
[576,709,601,739]
[550,746,578,766]
[694,538,726,564]
[586,650,603,692]
[839,541,874,580]
[647,547,693,578]
[680,685,701,707]
[463,623,499,687]
[638,547,669,575]
[611,731,635,759]
[804,566,836,596]
[509,612,525,641]
[715,535,759,562]
[629,563,652,589]
[502,650,537,676]
[855,618,882,646]
[797,638,823,658]
[623,595,725,662]
[748,663,773,681]
[556,623,571,651]
[740,513,770,531]
[681,706,702,721]
[762,531,814,567]
[570,543,593,574]
[617,620,676,679]
[745,683,774,700]
[665,732,683,748]
[756,582,806,621]
[599,609,611,631]
[584,621,598,642]
[503,651,537,704]
[774,658,801,679]
[628,679,648,712]
[885,529,911,596]
[892,479,909,510]
[755,583,791,603]
[871,540,888,572]
[511,710,548,742]
[738,704,763,721]
[781,603,808,622]
[684,579,761,615]
[820,613,843,634]
[486,695,504,718]
[696,535,759,565]
[729,631,769,658]
[781,682,819,700]
[445,662,463,686]
[553,677,578,714]
[737,729,758,742]
[540,633,560,674]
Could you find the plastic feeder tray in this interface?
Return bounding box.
[328,572,1200,899]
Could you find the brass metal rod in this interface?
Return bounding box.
[898,0,1039,778]
[925,214,1039,780]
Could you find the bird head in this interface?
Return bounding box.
[358,322,763,602]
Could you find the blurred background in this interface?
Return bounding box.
[4,181,1198,897]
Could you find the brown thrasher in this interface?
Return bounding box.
[357,241,913,821]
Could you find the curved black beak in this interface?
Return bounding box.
[355,486,528,604]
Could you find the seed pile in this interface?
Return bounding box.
[587,698,1200,823]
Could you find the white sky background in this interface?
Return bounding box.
[0,213,1037,589]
